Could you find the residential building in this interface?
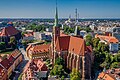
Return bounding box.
[95,34,119,52]
[22,59,48,80]
[0,49,23,79]
[23,33,34,40]
[97,68,120,80]
[0,64,7,80]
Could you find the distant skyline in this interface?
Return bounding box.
[0,0,120,19]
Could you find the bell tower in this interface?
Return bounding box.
[52,0,60,64]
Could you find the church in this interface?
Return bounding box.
[50,6,93,79]
[26,5,93,80]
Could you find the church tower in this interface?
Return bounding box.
[52,1,60,64]
[53,4,60,42]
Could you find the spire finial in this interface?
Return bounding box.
[54,0,58,27]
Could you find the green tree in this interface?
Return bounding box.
[98,42,109,53]
[10,37,17,49]
[92,38,100,48]
[0,42,6,50]
[50,65,64,77]
[55,57,65,66]
[110,62,119,68]
[85,34,92,46]
[70,68,81,80]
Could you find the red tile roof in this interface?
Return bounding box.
[37,60,48,71]
[24,33,33,37]
[56,35,85,56]
[8,55,15,64]
[98,72,116,80]
[0,65,6,78]
[95,34,118,43]
[29,44,50,53]
[0,58,12,69]
[0,26,20,37]
[10,49,21,58]
[56,36,70,51]
[69,36,85,55]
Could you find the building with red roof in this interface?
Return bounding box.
[95,34,119,52]
[26,6,93,80]
[26,44,50,60]
[22,59,48,80]
[0,22,21,44]
[0,64,7,80]
[0,49,23,79]
[97,68,120,80]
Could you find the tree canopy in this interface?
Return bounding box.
[70,68,81,80]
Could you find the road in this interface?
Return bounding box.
[10,48,29,80]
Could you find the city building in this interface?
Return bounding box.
[23,33,34,40]
[22,59,48,80]
[95,34,119,52]
[26,5,93,80]
[97,68,120,80]
[0,64,7,80]
[26,44,50,60]
[0,49,23,79]
[34,32,52,41]
[0,22,22,44]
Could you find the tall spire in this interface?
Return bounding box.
[54,0,58,27]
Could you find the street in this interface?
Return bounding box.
[10,47,29,80]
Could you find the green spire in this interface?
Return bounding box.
[54,2,58,27]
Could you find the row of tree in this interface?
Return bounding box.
[85,34,120,78]
[63,26,92,34]
[25,24,46,32]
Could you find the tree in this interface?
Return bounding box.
[55,57,65,66]
[110,62,119,68]
[10,37,17,49]
[92,38,100,48]
[0,42,6,50]
[70,68,81,80]
[85,34,92,46]
[98,42,109,53]
[50,65,64,77]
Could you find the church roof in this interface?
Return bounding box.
[0,26,20,37]
[56,35,86,56]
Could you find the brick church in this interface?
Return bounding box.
[50,6,93,79]
[26,5,93,80]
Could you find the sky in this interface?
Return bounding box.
[0,0,120,18]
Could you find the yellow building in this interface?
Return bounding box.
[26,44,50,60]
